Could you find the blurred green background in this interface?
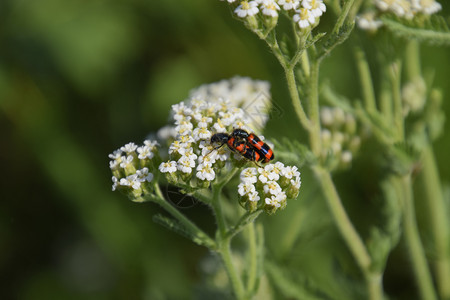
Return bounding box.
[1,0,449,299]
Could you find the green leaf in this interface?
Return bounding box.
[272,138,314,167]
[382,15,450,46]
[317,21,354,60]
[265,260,330,300]
[153,214,212,247]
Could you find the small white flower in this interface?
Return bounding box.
[169,140,187,155]
[112,176,118,191]
[137,145,154,160]
[196,164,216,181]
[119,155,134,169]
[193,127,212,141]
[110,159,120,170]
[218,111,237,126]
[281,165,300,179]
[240,167,258,183]
[302,0,326,17]
[196,116,213,128]
[235,1,259,18]
[357,12,383,31]
[277,0,300,10]
[175,119,194,136]
[213,120,227,133]
[375,0,410,17]
[198,153,217,166]
[159,161,177,173]
[265,164,280,181]
[341,150,353,164]
[263,180,282,195]
[291,176,301,189]
[265,195,281,207]
[183,148,198,161]
[109,149,122,160]
[120,143,137,154]
[248,191,260,202]
[261,1,280,17]
[177,156,196,174]
[172,103,193,122]
[136,167,154,183]
[412,0,441,15]
[293,8,316,28]
[143,140,159,150]
[179,135,195,145]
[120,174,141,190]
[238,181,256,196]
[320,107,334,126]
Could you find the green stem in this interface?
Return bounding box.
[390,59,404,141]
[246,222,258,296]
[220,237,246,300]
[149,187,216,249]
[405,40,421,81]
[367,273,384,300]
[212,184,246,299]
[421,145,450,299]
[301,51,311,77]
[354,46,377,114]
[401,174,438,300]
[380,65,393,126]
[308,60,322,156]
[332,0,356,35]
[313,166,383,300]
[284,66,311,130]
[226,209,263,240]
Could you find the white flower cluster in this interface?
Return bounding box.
[375,0,441,18]
[223,0,326,29]
[109,140,159,197]
[238,162,301,214]
[319,107,361,170]
[357,0,442,31]
[157,77,272,188]
[189,76,271,131]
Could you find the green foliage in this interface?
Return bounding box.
[272,138,314,167]
[382,15,450,46]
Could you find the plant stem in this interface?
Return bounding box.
[312,166,383,300]
[354,46,377,114]
[212,184,246,299]
[308,60,322,156]
[284,66,311,130]
[226,209,263,240]
[405,40,421,80]
[389,59,404,141]
[421,145,450,299]
[400,174,438,300]
[332,0,356,35]
[149,186,216,249]
[380,64,393,126]
[367,273,384,300]
[246,222,258,296]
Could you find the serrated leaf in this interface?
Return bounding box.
[382,15,450,46]
[153,214,213,247]
[317,21,355,60]
[272,138,314,166]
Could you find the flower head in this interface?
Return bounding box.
[238,163,301,214]
[109,141,159,198]
[293,8,316,29]
[235,1,260,18]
